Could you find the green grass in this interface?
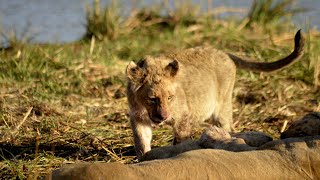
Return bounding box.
[245,0,307,28]
[1,0,320,179]
[85,0,122,41]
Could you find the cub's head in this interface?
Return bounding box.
[126,56,179,124]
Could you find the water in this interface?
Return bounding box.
[0,0,319,46]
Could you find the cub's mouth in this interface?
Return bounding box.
[150,117,163,124]
[149,114,173,125]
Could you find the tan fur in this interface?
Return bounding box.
[49,139,320,180]
[142,125,272,161]
[141,112,319,161]
[126,30,304,161]
[49,113,320,179]
[49,132,320,180]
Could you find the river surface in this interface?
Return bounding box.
[0,0,319,46]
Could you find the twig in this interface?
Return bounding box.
[2,116,9,128]
[101,145,122,161]
[59,121,87,134]
[90,36,95,55]
[11,107,33,136]
[280,120,288,133]
[59,121,124,162]
[34,128,40,159]
[210,7,247,15]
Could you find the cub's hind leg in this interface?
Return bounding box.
[211,77,235,132]
[215,65,236,132]
[214,100,234,132]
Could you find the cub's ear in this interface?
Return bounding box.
[126,61,145,83]
[165,59,179,77]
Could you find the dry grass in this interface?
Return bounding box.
[1,30,319,178]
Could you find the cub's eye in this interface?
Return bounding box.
[148,97,157,104]
[168,95,174,101]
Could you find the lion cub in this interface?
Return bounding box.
[126,30,304,161]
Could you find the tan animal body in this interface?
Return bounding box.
[126,30,304,161]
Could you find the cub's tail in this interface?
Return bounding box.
[228,30,304,72]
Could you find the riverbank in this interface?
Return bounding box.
[1,0,320,45]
